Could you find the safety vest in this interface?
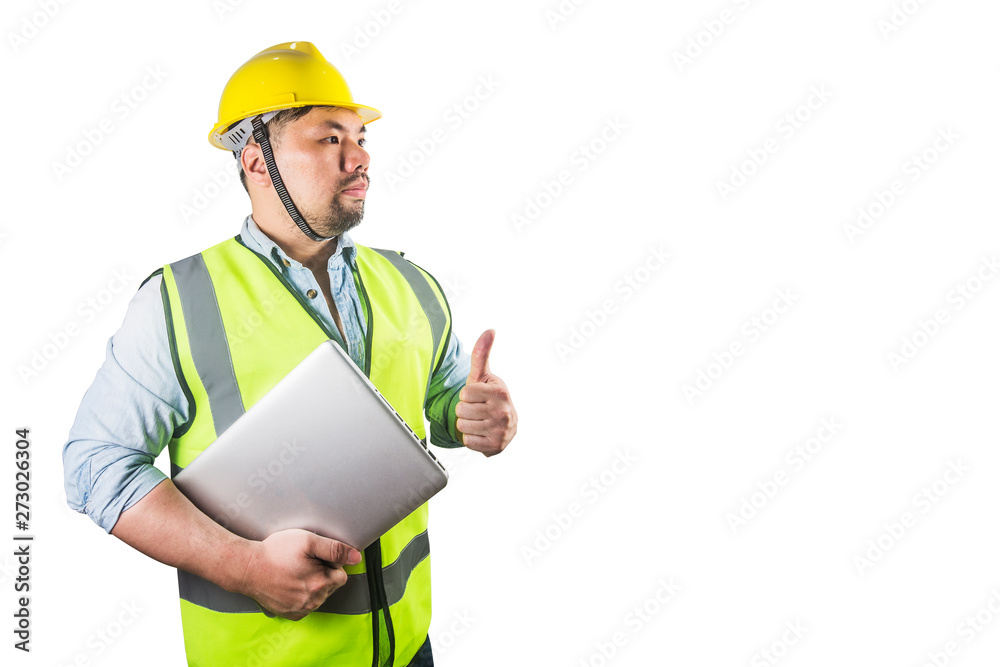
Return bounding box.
[155,235,452,667]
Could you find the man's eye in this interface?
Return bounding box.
[326,136,339,144]
[358,138,366,147]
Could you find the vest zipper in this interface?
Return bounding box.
[364,539,396,667]
[364,541,380,667]
[354,265,395,666]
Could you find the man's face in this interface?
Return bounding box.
[273,106,371,238]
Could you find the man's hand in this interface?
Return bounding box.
[456,329,517,456]
[238,528,361,621]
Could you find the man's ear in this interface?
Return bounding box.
[241,141,272,190]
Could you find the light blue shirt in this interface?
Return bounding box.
[63,215,470,533]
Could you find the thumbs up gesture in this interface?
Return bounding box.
[455,329,518,456]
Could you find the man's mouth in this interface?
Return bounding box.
[341,179,368,198]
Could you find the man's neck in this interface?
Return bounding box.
[253,209,339,272]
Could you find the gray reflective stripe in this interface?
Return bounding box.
[371,249,447,396]
[176,569,371,615]
[178,569,260,614]
[177,531,430,615]
[316,569,371,615]
[380,530,431,607]
[170,254,245,434]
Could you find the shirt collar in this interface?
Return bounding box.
[240,214,357,270]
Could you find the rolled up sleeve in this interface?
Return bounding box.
[62,276,188,533]
[424,330,470,449]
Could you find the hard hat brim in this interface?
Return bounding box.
[208,102,382,151]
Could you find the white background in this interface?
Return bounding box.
[3,0,1000,665]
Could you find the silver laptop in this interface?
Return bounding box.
[173,340,449,550]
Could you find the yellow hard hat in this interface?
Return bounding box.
[208,41,381,151]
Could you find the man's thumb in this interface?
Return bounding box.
[468,329,495,383]
[309,534,361,567]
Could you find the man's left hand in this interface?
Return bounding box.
[455,329,517,456]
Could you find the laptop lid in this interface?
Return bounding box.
[173,340,449,550]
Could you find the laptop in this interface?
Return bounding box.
[173,340,449,550]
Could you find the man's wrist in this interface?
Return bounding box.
[218,534,258,596]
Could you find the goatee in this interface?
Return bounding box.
[312,198,365,238]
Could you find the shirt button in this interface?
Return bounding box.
[282,258,291,267]
[307,289,318,299]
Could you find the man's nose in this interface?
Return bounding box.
[343,140,369,173]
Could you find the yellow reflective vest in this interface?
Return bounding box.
[156,235,453,667]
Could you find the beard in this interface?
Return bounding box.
[301,174,369,238]
[307,196,365,238]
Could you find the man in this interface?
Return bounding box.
[62,41,517,667]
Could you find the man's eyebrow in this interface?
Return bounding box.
[319,120,366,133]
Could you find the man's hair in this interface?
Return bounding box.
[236,105,329,193]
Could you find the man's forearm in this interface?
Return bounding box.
[111,479,361,619]
[110,479,253,594]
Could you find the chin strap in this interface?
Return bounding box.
[250,115,334,242]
